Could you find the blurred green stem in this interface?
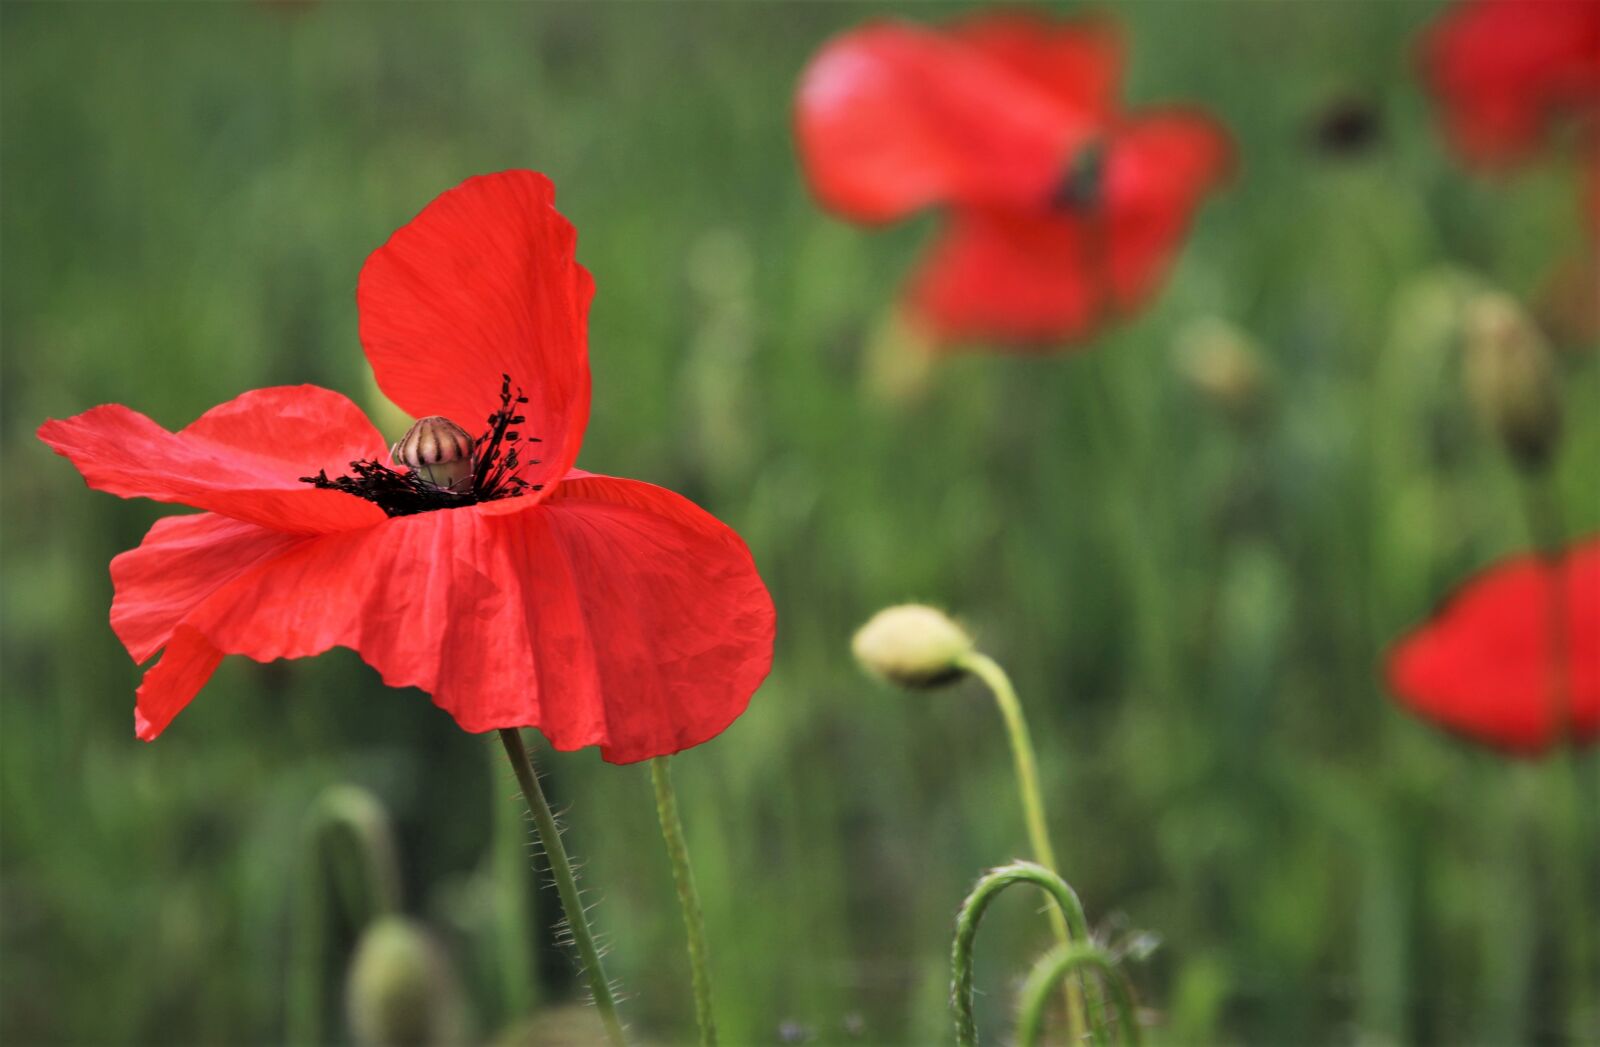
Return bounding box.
[651,756,718,1047]
[955,651,1091,1044]
[288,785,403,1046]
[1017,944,1140,1047]
[497,729,627,1047]
[1518,472,1598,1034]
[950,862,1109,1047]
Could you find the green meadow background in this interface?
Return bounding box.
[3,2,1597,1044]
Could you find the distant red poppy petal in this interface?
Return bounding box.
[795,20,1096,222]
[1420,0,1600,168]
[1386,540,1600,754]
[156,473,774,762]
[358,171,594,491]
[1103,109,1234,309]
[951,11,1122,118]
[38,386,387,535]
[907,207,1100,346]
[111,513,306,664]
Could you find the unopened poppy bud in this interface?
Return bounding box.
[1174,317,1268,423]
[392,416,475,493]
[1463,291,1562,470]
[345,916,467,1047]
[852,604,974,689]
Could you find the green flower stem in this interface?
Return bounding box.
[651,756,718,1047]
[288,785,402,1045]
[1017,944,1141,1047]
[1518,473,1597,1033]
[489,744,539,1021]
[954,651,1090,1043]
[952,862,1113,1047]
[497,729,627,1047]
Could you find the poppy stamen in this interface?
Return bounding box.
[300,374,542,516]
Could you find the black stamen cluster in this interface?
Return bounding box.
[300,374,542,517]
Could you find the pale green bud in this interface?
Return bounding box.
[1463,291,1562,470]
[852,604,974,689]
[345,916,468,1047]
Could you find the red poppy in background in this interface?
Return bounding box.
[794,12,1233,348]
[1419,0,1600,236]
[1386,539,1599,755]
[38,171,776,764]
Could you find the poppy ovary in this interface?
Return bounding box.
[391,415,475,494]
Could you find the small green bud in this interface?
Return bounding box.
[852,604,974,689]
[1463,291,1563,470]
[392,416,475,493]
[345,916,468,1047]
[1173,317,1268,423]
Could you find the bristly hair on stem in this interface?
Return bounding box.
[300,374,542,516]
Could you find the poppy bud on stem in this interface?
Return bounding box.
[1462,292,1562,472]
[852,606,1094,1043]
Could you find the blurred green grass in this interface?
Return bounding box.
[2,2,1597,1044]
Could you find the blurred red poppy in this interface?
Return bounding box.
[1420,0,1600,167]
[1386,539,1599,755]
[794,12,1233,348]
[1420,0,1600,236]
[38,171,776,764]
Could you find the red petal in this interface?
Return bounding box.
[1103,109,1235,309]
[1419,0,1600,168]
[907,208,1100,346]
[1386,540,1600,755]
[795,19,1104,222]
[160,476,774,761]
[111,512,307,663]
[358,171,594,491]
[37,386,388,534]
[951,11,1122,117]
[135,627,224,741]
[904,110,1230,347]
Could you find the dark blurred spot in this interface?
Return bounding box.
[1052,141,1106,210]
[1309,95,1382,157]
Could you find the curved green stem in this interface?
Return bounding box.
[288,785,402,1045]
[489,744,539,1021]
[1017,945,1141,1047]
[651,757,718,1047]
[952,861,1107,1047]
[955,652,1091,1043]
[498,729,627,1047]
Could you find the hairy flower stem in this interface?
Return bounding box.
[1016,945,1140,1047]
[651,757,718,1047]
[497,729,627,1047]
[955,651,1090,1043]
[951,862,1111,1047]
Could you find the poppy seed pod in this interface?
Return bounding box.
[345,916,468,1047]
[853,604,975,689]
[391,416,475,492]
[1463,291,1562,470]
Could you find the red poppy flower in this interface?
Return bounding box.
[794,12,1233,348]
[1419,0,1600,169]
[1385,539,1600,755]
[38,171,776,764]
